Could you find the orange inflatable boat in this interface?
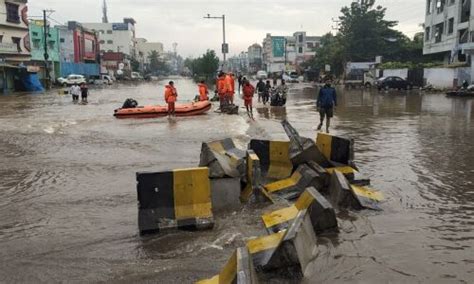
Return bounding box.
[114,100,212,118]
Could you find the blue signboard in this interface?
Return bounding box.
[272,37,285,58]
[112,23,129,31]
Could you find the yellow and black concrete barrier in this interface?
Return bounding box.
[196,247,258,284]
[262,187,338,235]
[316,132,355,167]
[262,164,323,200]
[200,138,246,178]
[136,167,214,235]
[246,209,317,279]
[248,139,293,180]
[240,150,263,203]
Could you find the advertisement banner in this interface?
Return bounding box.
[272,37,285,58]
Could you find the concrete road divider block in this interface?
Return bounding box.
[200,138,246,178]
[247,210,317,278]
[316,132,355,167]
[329,170,359,209]
[281,120,330,167]
[241,150,262,203]
[196,247,258,284]
[136,167,214,235]
[326,166,371,186]
[263,164,321,201]
[249,140,293,180]
[262,187,338,234]
[350,185,384,211]
[211,178,241,213]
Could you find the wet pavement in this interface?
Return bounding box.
[0,77,473,283]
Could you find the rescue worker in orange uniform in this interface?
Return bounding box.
[198,80,209,101]
[164,81,178,117]
[224,73,235,104]
[242,79,255,119]
[217,72,226,108]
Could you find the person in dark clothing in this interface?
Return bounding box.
[237,74,243,94]
[80,83,89,103]
[317,80,337,133]
[263,80,272,105]
[256,78,266,103]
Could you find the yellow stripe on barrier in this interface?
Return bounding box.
[261,206,299,229]
[294,189,316,210]
[267,141,293,179]
[208,141,226,153]
[264,171,302,193]
[326,166,357,175]
[174,168,212,220]
[316,132,333,161]
[351,185,384,201]
[196,250,237,284]
[247,231,285,254]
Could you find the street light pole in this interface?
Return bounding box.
[204,14,227,68]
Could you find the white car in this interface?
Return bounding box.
[256,70,268,80]
[282,71,299,83]
[58,74,86,86]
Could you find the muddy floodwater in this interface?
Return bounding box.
[0,77,473,283]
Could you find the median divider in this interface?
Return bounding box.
[326,166,371,186]
[249,139,293,180]
[137,167,214,235]
[196,247,258,284]
[261,187,338,234]
[316,132,355,167]
[241,150,264,203]
[200,138,246,178]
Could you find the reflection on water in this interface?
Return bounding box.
[0,80,473,282]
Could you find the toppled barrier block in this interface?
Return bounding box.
[281,120,330,167]
[329,170,383,210]
[137,167,214,235]
[221,104,239,115]
[200,138,246,178]
[247,209,317,278]
[249,140,293,180]
[316,132,355,167]
[211,177,241,213]
[350,184,384,211]
[196,247,258,284]
[263,164,322,200]
[262,187,338,234]
[326,166,371,186]
[240,150,273,202]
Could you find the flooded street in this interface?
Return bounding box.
[0,77,473,283]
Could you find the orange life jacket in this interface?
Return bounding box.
[243,84,255,100]
[198,83,209,101]
[217,77,226,95]
[164,85,177,103]
[224,74,235,94]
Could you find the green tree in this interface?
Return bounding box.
[130,57,140,72]
[147,50,170,74]
[184,50,219,81]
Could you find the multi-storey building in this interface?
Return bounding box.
[82,18,136,58]
[29,20,60,81]
[135,38,163,71]
[247,43,263,73]
[423,0,474,82]
[0,0,30,92]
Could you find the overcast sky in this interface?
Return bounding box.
[29,0,425,59]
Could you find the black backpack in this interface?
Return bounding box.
[122,98,138,109]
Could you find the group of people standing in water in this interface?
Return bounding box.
[69,83,89,103]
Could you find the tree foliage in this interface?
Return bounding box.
[184,50,219,81]
[148,50,169,74]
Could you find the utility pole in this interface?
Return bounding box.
[43,10,52,89]
[204,14,227,69]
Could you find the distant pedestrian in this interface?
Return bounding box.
[69,83,80,102]
[263,80,271,105]
[256,78,265,103]
[317,79,337,133]
[278,79,288,105]
[242,80,255,119]
[164,81,178,117]
[273,77,278,86]
[80,83,89,103]
[198,80,209,101]
[237,73,243,94]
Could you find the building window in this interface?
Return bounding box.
[434,23,444,42]
[32,39,40,49]
[6,2,20,23]
[425,27,431,41]
[100,40,105,44]
[298,34,303,43]
[436,0,445,13]
[60,38,65,43]
[0,35,3,43]
[32,32,38,37]
[448,18,454,34]
[427,0,433,14]
[12,37,21,52]
[298,47,303,53]
[107,40,113,44]
[449,0,455,4]
[107,30,113,34]
[48,41,55,50]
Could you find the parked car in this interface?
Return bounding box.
[376,76,413,91]
[256,70,268,80]
[57,74,87,86]
[282,71,299,83]
[131,72,144,81]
